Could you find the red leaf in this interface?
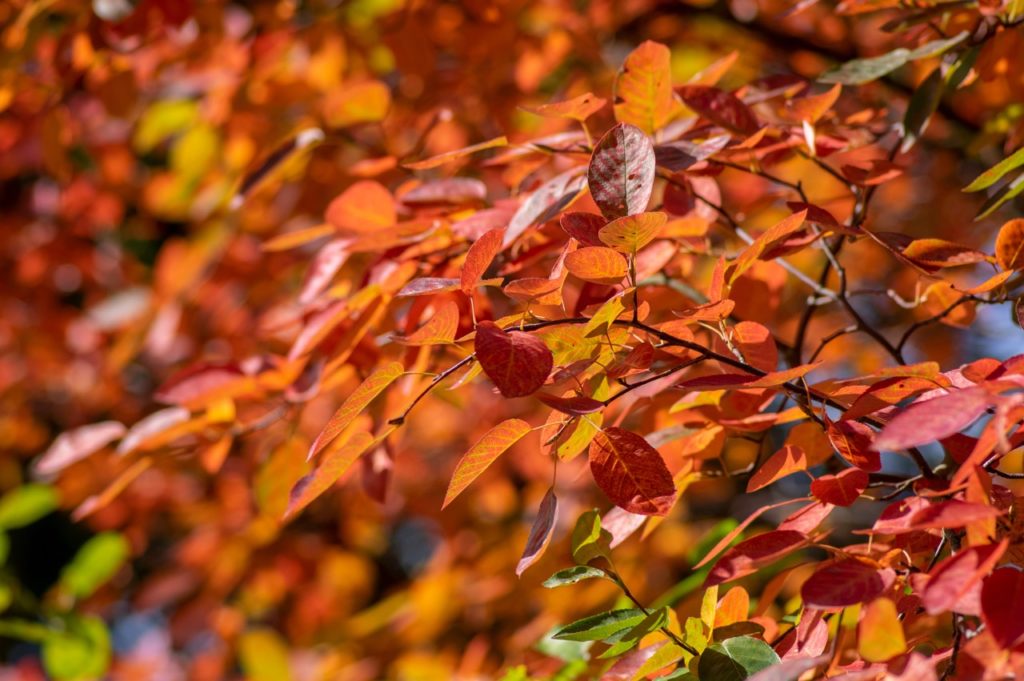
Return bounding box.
[461,227,505,294]
[810,468,868,507]
[908,499,1004,530]
[827,420,881,472]
[981,567,1024,649]
[922,541,1007,616]
[307,362,404,461]
[560,211,606,246]
[873,387,994,451]
[801,560,895,609]
[474,321,553,398]
[677,85,760,135]
[516,488,558,576]
[693,497,809,569]
[587,123,656,220]
[778,501,834,534]
[588,427,675,516]
[35,421,126,476]
[444,418,531,508]
[705,529,809,586]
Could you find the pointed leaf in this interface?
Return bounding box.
[461,227,505,293]
[394,301,459,346]
[287,431,376,518]
[801,560,895,609]
[858,597,906,662]
[443,418,531,508]
[307,362,404,461]
[873,387,993,451]
[35,422,126,476]
[516,488,558,576]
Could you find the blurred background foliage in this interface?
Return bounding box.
[0,0,1022,679]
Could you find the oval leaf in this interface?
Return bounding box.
[474,321,553,398]
[588,427,675,516]
[588,123,656,220]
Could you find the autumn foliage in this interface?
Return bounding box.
[8,0,1024,679]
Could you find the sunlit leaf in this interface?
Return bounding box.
[443,418,531,508]
[588,123,656,220]
[589,428,675,516]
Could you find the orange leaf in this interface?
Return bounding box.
[395,301,459,346]
[858,598,906,662]
[727,210,807,284]
[403,136,507,170]
[287,431,376,518]
[525,93,607,121]
[307,362,404,461]
[325,180,396,234]
[996,218,1024,271]
[810,468,868,507]
[613,41,677,134]
[598,211,667,253]
[747,445,809,492]
[443,418,531,508]
[564,246,628,285]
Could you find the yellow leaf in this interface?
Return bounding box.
[857,597,906,662]
[323,80,391,128]
[614,41,678,135]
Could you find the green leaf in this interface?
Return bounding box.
[819,49,911,85]
[552,608,646,642]
[696,637,781,681]
[598,607,669,658]
[238,628,294,681]
[653,670,696,681]
[901,67,944,153]
[0,484,58,530]
[965,147,1024,193]
[571,509,612,565]
[908,32,969,59]
[42,616,111,681]
[543,566,610,588]
[0,618,51,642]
[820,32,967,85]
[59,532,130,600]
[535,627,593,662]
[976,172,1024,220]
